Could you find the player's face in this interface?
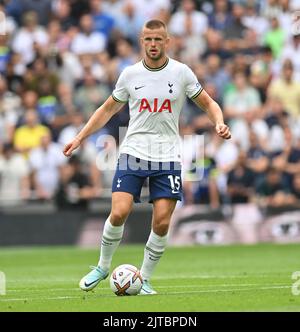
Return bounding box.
[141,27,169,61]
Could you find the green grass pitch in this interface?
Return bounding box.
[0,243,299,312]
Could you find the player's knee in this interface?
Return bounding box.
[110,208,130,225]
[153,220,170,236]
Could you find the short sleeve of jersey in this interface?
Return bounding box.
[183,65,203,99]
[112,69,129,103]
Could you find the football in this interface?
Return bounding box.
[110,264,143,296]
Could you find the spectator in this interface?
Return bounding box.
[57,49,83,89]
[272,132,300,186]
[260,0,282,18]
[55,155,95,210]
[108,37,138,82]
[268,59,300,120]
[78,52,108,82]
[249,46,274,103]
[168,34,187,62]
[246,131,269,189]
[19,90,38,113]
[102,0,124,19]
[11,11,49,65]
[45,19,72,57]
[227,151,255,204]
[243,28,263,56]
[129,0,171,22]
[24,57,59,95]
[0,3,17,36]
[206,133,239,196]
[13,109,50,156]
[229,106,269,152]
[169,0,208,37]
[69,0,91,24]
[203,29,232,60]
[58,112,102,194]
[204,54,230,102]
[278,0,294,38]
[114,1,145,46]
[70,14,106,56]
[256,167,293,207]
[21,0,52,26]
[34,81,67,139]
[5,58,25,95]
[279,34,300,82]
[74,70,110,118]
[208,0,232,31]
[263,16,286,59]
[89,0,115,39]
[54,83,77,125]
[0,143,30,205]
[263,96,289,154]
[242,2,269,38]
[36,80,58,126]
[52,0,77,31]
[223,3,247,52]
[169,0,208,62]
[224,71,262,123]
[58,112,85,146]
[29,133,65,199]
[184,154,220,208]
[224,71,262,147]
[0,75,21,143]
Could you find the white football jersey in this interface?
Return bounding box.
[112,57,203,162]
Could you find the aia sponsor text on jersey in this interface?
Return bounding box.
[138,98,172,113]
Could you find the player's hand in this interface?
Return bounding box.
[215,123,231,140]
[63,137,81,157]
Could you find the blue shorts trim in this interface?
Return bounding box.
[112,154,182,203]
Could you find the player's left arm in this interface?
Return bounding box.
[193,89,231,140]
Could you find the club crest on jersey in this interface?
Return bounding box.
[138,98,172,113]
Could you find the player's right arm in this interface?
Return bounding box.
[63,96,125,157]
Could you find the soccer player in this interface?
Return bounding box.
[63,20,231,295]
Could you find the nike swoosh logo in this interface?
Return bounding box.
[135,86,145,90]
[84,279,100,288]
[142,288,151,293]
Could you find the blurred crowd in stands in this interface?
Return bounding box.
[0,0,300,209]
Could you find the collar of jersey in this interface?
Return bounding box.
[142,58,169,71]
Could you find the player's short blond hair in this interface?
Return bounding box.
[144,19,167,31]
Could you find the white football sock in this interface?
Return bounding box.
[140,230,168,281]
[98,218,124,271]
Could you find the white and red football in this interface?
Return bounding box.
[110,264,143,296]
